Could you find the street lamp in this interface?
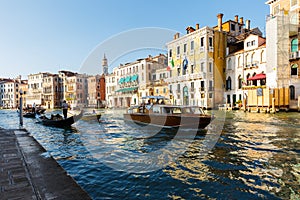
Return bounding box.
[19,89,23,127]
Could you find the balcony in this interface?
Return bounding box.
[290,51,300,60]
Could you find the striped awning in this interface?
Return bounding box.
[118,77,125,84]
[131,74,138,82]
[115,87,138,92]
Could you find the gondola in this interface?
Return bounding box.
[37,111,83,128]
[81,112,102,123]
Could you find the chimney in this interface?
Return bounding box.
[235,15,239,22]
[239,17,244,24]
[173,32,180,40]
[217,13,224,31]
[196,23,200,30]
[186,26,195,34]
[245,19,250,30]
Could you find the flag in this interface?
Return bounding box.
[170,58,174,68]
[183,57,188,70]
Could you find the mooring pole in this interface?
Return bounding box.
[19,89,23,127]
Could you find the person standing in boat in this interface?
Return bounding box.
[32,102,36,113]
[62,100,69,119]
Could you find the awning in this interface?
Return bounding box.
[118,78,125,84]
[247,73,266,81]
[115,87,138,93]
[124,76,131,83]
[131,74,138,82]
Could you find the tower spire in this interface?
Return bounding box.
[102,53,108,75]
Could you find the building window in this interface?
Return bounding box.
[191,41,194,50]
[238,75,242,89]
[291,64,298,75]
[274,5,280,15]
[191,65,194,74]
[251,52,255,64]
[252,73,257,86]
[209,62,213,73]
[228,58,232,70]
[177,84,180,92]
[290,13,298,24]
[260,50,265,63]
[226,77,232,90]
[291,38,298,52]
[209,80,213,91]
[231,24,235,31]
[200,37,204,47]
[201,62,204,72]
[177,46,180,55]
[191,82,194,90]
[184,44,187,53]
[290,85,295,100]
[177,68,180,76]
[209,37,213,47]
[169,85,172,93]
[169,49,172,57]
[291,0,298,7]
[200,81,205,91]
[209,93,213,98]
[246,73,251,85]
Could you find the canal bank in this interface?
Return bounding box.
[0,128,91,200]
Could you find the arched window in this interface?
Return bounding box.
[251,52,255,64]
[291,64,298,76]
[252,72,257,86]
[260,50,265,63]
[290,13,298,25]
[228,58,232,70]
[226,76,232,90]
[291,38,298,52]
[290,85,295,100]
[246,73,251,85]
[238,75,242,89]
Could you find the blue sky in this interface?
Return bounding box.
[0,0,269,79]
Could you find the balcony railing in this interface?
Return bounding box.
[290,51,300,60]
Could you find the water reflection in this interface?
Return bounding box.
[0,109,299,199]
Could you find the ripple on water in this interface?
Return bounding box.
[0,109,299,199]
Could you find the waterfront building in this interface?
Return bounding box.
[0,78,20,108]
[87,74,106,108]
[107,54,167,108]
[43,74,61,109]
[265,0,300,110]
[166,14,235,109]
[225,34,266,108]
[105,71,117,108]
[151,67,170,101]
[59,70,89,108]
[27,72,51,107]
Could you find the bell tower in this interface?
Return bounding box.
[102,54,108,75]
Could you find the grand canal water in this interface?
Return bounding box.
[0,109,299,199]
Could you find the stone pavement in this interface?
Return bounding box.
[0,128,91,200]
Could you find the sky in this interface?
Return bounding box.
[0,0,269,79]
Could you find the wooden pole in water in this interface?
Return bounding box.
[19,89,23,127]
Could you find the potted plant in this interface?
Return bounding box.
[235,100,243,108]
